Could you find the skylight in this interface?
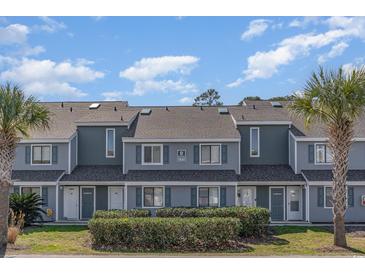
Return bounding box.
[89,103,100,109]
[270,101,282,108]
[141,108,152,115]
[218,107,229,114]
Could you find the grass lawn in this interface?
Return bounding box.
[6,225,365,256]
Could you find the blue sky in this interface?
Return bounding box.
[1,16,364,105]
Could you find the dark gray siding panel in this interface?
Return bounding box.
[238,125,289,165]
[124,142,240,173]
[78,126,129,165]
[309,186,365,222]
[14,143,69,171]
[289,133,296,171]
[58,186,64,220]
[256,186,269,209]
[225,186,236,206]
[70,135,77,172]
[96,186,108,211]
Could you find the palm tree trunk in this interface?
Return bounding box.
[0,134,17,257]
[328,120,353,248]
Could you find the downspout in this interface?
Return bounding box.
[301,171,310,223]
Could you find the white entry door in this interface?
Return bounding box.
[64,186,79,219]
[287,186,302,220]
[237,186,256,207]
[108,186,124,210]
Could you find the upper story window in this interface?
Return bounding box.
[250,127,260,157]
[200,144,221,165]
[106,128,115,158]
[198,187,219,207]
[32,145,51,165]
[143,187,164,207]
[315,144,333,164]
[142,144,163,165]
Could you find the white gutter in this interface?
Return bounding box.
[122,138,241,143]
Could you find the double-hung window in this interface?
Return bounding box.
[200,144,221,165]
[21,186,41,196]
[250,127,260,157]
[142,144,162,165]
[198,187,219,207]
[143,187,163,207]
[324,186,333,208]
[106,128,115,158]
[32,145,51,165]
[315,144,333,164]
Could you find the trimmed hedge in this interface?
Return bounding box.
[89,217,240,251]
[156,207,270,237]
[93,209,151,219]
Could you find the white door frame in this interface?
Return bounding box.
[237,186,256,207]
[287,186,302,221]
[269,186,286,221]
[63,186,79,220]
[108,186,124,210]
[80,186,96,219]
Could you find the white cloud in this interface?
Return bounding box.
[38,17,66,33]
[18,45,46,57]
[120,56,199,96]
[228,17,365,87]
[178,97,193,104]
[289,17,321,28]
[102,91,124,101]
[318,41,348,64]
[0,58,104,98]
[241,19,270,41]
[0,24,29,45]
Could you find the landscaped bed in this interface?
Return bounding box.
[6,225,365,256]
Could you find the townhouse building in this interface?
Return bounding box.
[10,100,365,223]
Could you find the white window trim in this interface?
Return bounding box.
[314,143,332,165]
[142,186,165,208]
[141,144,163,165]
[250,127,260,158]
[107,186,124,210]
[197,186,220,207]
[30,144,52,166]
[79,186,96,220]
[199,144,222,166]
[105,128,116,158]
[323,186,348,209]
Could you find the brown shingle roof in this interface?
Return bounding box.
[131,106,240,139]
[24,101,130,140]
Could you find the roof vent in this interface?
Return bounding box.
[61,102,64,108]
[271,101,282,108]
[114,106,117,111]
[141,108,152,115]
[165,106,169,111]
[200,106,203,111]
[218,107,229,114]
[89,103,100,109]
[252,104,256,110]
[70,107,73,112]
[120,115,123,121]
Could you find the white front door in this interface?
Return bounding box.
[287,186,302,220]
[64,186,79,219]
[109,186,124,210]
[237,186,256,207]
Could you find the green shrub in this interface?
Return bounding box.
[89,217,240,251]
[93,209,151,219]
[156,207,270,237]
[9,193,46,226]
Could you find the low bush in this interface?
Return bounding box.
[9,193,45,226]
[156,207,270,237]
[7,227,20,244]
[89,217,240,251]
[93,209,151,219]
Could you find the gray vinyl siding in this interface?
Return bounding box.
[289,132,296,171]
[309,186,365,223]
[126,185,236,210]
[297,141,365,172]
[70,135,77,172]
[77,126,129,166]
[95,186,108,211]
[13,143,69,171]
[237,125,289,165]
[256,186,269,209]
[124,142,240,173]
[43,186,56,222]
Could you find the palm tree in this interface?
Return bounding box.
[0,82,50,256]
[288,67,365,247]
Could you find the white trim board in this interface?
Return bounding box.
[235,121,292,125]
[125,181,237,186]
[122,138,241,143]
[307,181,365,186]
[60,181,125,186]
[13,181,57,186]
[237,181,305,186]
